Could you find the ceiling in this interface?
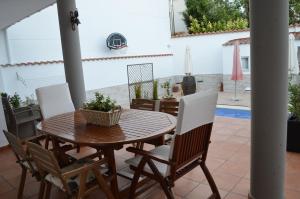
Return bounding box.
[0,0,56,30]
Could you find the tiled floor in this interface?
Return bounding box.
[0,116,299,199]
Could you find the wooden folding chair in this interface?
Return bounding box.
[36,83,102,157]
[159,100,179,116]
[130,98,164,147]
[159,100,179,142]
[130,99,156,111]
[126,91,221,199]
[3,130,40,199]
[27,142,115,199]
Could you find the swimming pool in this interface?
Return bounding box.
[215,107,251,119]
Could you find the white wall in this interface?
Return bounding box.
[78,0,171,58]
[1,55,174,98]
[171,31,250,75]
[222,44,251,74]
[6,0,172,63]
[2,64,65,97]
[6,6,62,63]
[0,30,9,65]
[0,0,174,99]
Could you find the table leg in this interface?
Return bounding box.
[50,137,72,167]
[103,147,120,199]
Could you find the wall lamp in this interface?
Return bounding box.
[70,10,80,31]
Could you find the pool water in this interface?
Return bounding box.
[215,108,251,119]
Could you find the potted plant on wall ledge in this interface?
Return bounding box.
[287,83,300,152]
[80,92,121,127]
[134,83,142,99]
[131,80,161,110]
[161,80,176,100]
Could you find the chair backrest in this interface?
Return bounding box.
[130,99,155,111]
[169,91,218,172]
[1,97,16,130]
[27,142,62,177]
[36,83,75,119]
[159,100,179,116]
[3,130,27,161]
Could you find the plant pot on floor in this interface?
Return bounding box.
[287,119,300,152]
[182,75,196,96]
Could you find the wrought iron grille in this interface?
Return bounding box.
[127,63,154,103]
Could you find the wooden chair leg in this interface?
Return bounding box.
[45,135,50,149]
[200,162,221,199]
[92,168,115,199]
[77,171,87,199]
[38,180,46,199]
[76,144,80,153]
[17,167,27,199]
[147,159,174,199]
[128,158,147,199]
[44,182,52,199]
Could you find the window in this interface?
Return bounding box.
[241,57,249,72]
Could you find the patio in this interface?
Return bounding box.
[0,0,297,198]
[0,115,299,199]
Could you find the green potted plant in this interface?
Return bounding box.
[9,93,22,109]
[80,92,121,127]
[0,92,8,98]
[153,80,159,100]
[161,80,175,100]
[134,83,142,99]
[287,83,300,152]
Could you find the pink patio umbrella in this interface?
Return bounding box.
[231,41,243,100]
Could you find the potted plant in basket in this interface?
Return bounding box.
[287,83,300,152]
[80,92,122,127]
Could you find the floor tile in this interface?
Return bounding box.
[225,193,248,199]
[232,178,250,196]
[185,183,227,199]
[202,173,241,192]
[173,178,199,197]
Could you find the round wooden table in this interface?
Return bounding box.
[37,109,176,198]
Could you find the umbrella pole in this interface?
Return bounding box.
[234,80,238,101]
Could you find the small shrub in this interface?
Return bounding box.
[9,93,21,109]
[0,92,7,98]
[288,83,300,120]
[188,16,248,34]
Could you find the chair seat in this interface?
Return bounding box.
[45,158,109,192]
[125,145,171,177]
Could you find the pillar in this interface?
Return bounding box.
[57,0,86,108]
[250,0,288,198]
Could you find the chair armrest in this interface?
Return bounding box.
[62,158,108,179]
[126,147,172,165]
[25,134,47,143]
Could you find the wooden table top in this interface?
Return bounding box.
[37,109,177,146]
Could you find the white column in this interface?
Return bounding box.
[57,0,86,108]
[250,0,288,198]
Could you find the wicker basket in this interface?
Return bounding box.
[80,108,122,127]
